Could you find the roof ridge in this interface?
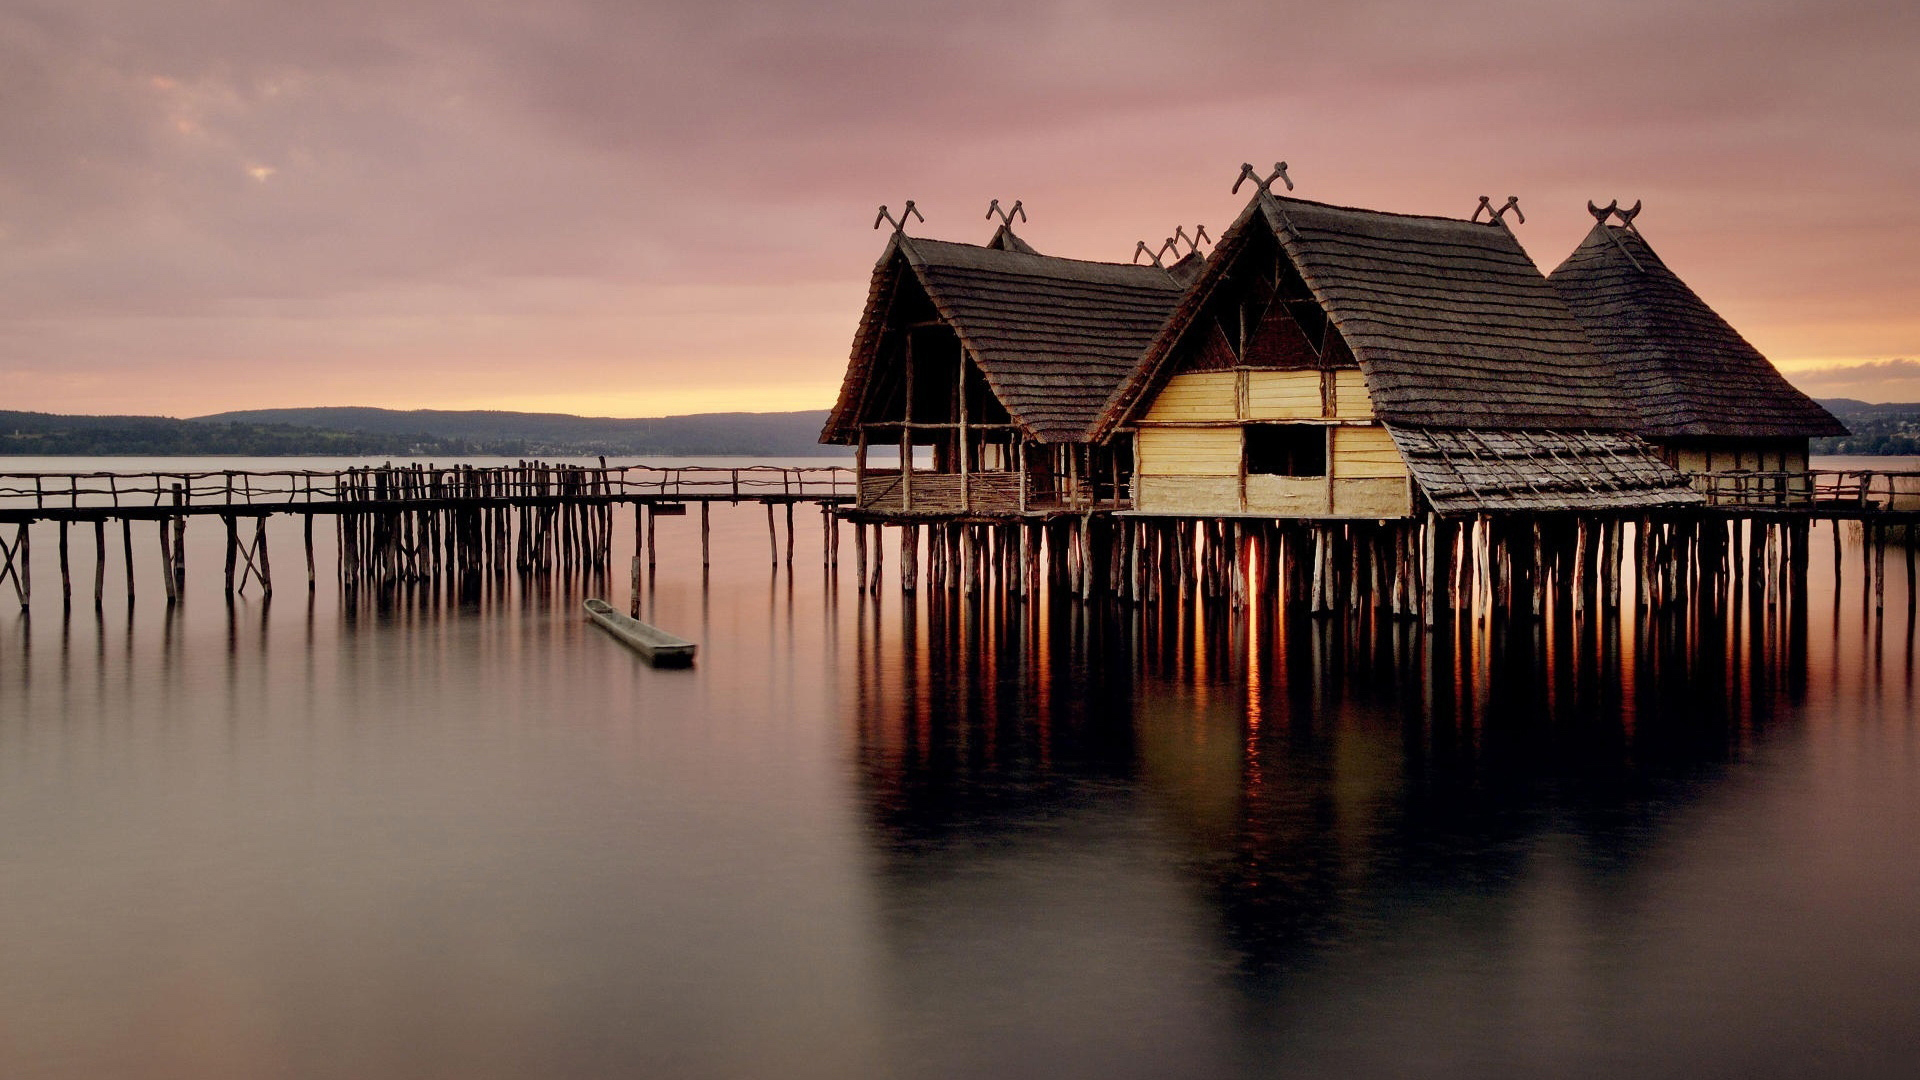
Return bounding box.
[907,234,1177,275]
[1261,190,1494,230]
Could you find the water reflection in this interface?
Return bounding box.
[855,597,1810,961]
[0,504,1916,1079]
[844,573,1920,1076]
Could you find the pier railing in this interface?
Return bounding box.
[0,463,854,512]
[1693,469,1920,511]
[3,464,1918,516]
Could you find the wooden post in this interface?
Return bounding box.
[1908,522,1917,619]
[703,502,712,572]
[93,519,106,610]
[254,515,273,597]
[121,517,135,603]
[630,504,643,618]
[1424,514,1447,627]
[57,520,71,607]
[222,514,237,597]
[304,513,316,589]
[785,502,795,567]
[958,356,971,514]
[901,524,919,592]
[1310,526,1327,614]
[1875,523,1888,616]
[171,485,186,591]
[157,519,175,602]
[854,519,868,590]
[902,331,914,513]
[0,524,24,608]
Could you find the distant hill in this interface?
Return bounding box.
[193,407,837,457]
[1813,399,1920,456]
[0,406,839,457]
[0,410,449,456]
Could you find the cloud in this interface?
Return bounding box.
[1,0,1917,414]
[1786,359,1920,402]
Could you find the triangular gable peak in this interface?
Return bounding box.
[1099,203,1367,433]
[985,223,1039,254]
[1548,221,1846,440]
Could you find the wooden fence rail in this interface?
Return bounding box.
[0,462,855,511]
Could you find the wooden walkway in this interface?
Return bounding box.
[0,462,853,606]
[0,463,1916,617]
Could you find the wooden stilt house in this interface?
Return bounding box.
[822,222,1197,517]
[1547,207,1847,503]
[1093,191,1702,516]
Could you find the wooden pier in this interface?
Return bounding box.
[2,463,1915,627]
[0,462,852,609]
[833,469,1920,627]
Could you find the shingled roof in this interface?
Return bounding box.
[822,232,1186,445]
[1096,192,1637,436]
[1390,429,1701,513]
[1548,222,1847,439]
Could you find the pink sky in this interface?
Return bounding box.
[3,0,1917,417]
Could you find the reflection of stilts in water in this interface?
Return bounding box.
[845,564,1821,983]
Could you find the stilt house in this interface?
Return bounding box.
[1547,208,1846,503]
[822,223,1197,518]
[1093,191,1702,517]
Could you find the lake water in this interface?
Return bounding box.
[2,456,1918,1079]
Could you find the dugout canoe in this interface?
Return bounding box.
[583,598,697,666]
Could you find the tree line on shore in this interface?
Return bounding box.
[0,407,840,458]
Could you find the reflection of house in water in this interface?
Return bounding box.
[851,600,1807,982]
[1547,204,1847,500]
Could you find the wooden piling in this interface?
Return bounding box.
[93,520,106,609]
[58,521,71,607]
[121,517,135,603]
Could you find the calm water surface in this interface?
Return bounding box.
[1,457,1918,1079]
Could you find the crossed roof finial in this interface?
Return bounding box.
[1233,161,1294,197]
[985,199,1026,227]
[1473,195,1525,226]
[1172,225,1211,257]
[1132,237,1178,268]
[874,201,924,236]
[1588,199,1642,229]
[1588,199,1648,270]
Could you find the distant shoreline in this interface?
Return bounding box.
[0,406,839,458]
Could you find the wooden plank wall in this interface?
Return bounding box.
[1133,369,1411,518]
[1142,372,1238,423]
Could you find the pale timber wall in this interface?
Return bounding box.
[1662,437,1813,506]
[1133,371,1412,518]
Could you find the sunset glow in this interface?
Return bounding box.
[3,0,1915,417]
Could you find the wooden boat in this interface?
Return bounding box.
[583,598,697,666]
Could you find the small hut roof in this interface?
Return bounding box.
[822,233,1186,445]
[1389,428,1702,514]
[1547,223,1847,439]
[1094,192,1634,438]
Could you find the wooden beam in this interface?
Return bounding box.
[902,330,913,512]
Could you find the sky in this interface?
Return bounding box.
[2,0,1917,418]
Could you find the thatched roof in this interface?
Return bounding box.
[1095,192,1635,436]
[1548,223,1847,439]
[1085,191,1701,513]
[822,231,1186,445]
[1390,428,1703,513]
